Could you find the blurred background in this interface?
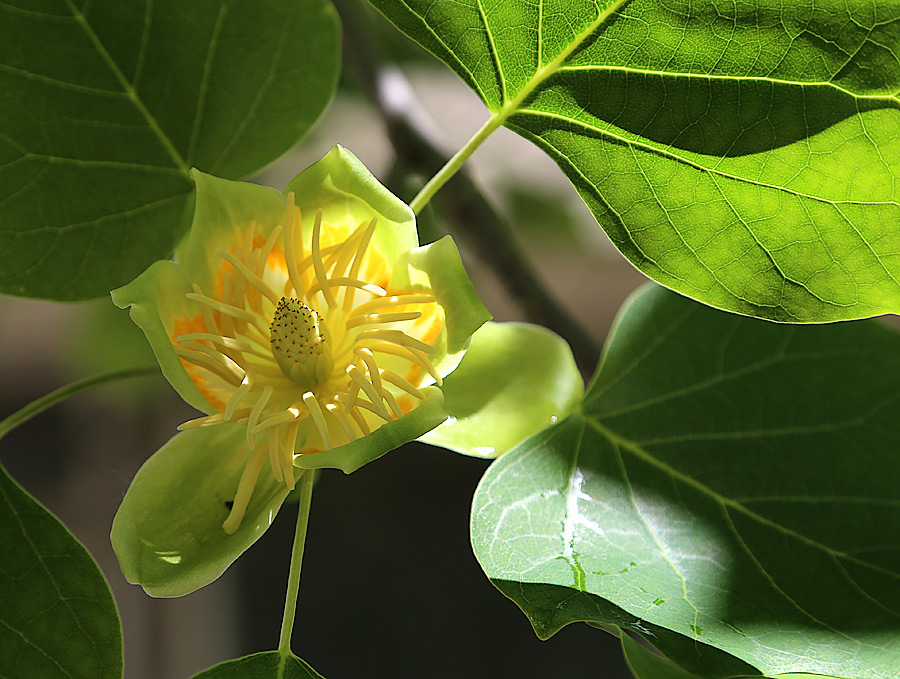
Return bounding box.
[0,6,647,677]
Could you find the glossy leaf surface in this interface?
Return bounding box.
[0,0,339,300]
[372,0,900,322]
[191,651,325,679]
[0,464,122,678]
[472,285,900,679]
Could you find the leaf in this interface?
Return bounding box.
[190,651,325,679]
[0,0,339,301]
[112,424,294,597]
[420,321,583,457]
[472,284,900,679]
[0,463,122,679]
[372,0,900,322]
[622,632,705,679]
[492,580,759,679]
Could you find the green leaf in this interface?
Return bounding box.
[190,651,325,679]
[622,634,697,679]
[111,424,294,597]
[0,0,339,301]
[372,0,900,322]
[492,580,759,679]
[472,284,900,679]
[420,321,583,457]
[0,463,122,679]
[622,632,705,679]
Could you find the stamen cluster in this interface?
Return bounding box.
[172,193,441,533]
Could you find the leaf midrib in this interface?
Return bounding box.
[65,0,191,176]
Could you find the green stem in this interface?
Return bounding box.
[409,115,502,214]
[278,469,316,656]
[0,365,160,442]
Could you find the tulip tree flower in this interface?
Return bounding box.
[111,147,582,597]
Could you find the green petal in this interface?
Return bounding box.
[112,424,293,597]
[182,169,288,294]
[111,260,214,414]
[396,235,492,376]
[420,322,583,457]
[294,387,447,473]
[284,145,418,263]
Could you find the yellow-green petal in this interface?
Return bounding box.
[111,424,295,597]
[111,260,215,414]
[284,145,419,263]
[395,235,492,378]
[181,169,288,295]
[419,322,583,457]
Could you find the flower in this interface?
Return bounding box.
[110,146,582,597]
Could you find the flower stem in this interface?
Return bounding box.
[278,469,316,656]
[0,365,160,442]
[409,114,502,215]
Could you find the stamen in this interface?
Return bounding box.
[282,418,301,489]
[186,293,258,324]
[351,397,393,422]
[284,194,308,300]
[307,277,387,298]
[342,380,360,414]
[190,284,219,335]
[368,343,442,386]
[246,384,274,449]
[176,332,267,358]
[303,391,330,449]
[346,365,390,419]
[268,434,284,483]
[326,402,358,443]
[327,221,368,286]
[178,340,245,382]
[357,329,437,355]
[250,408,300,435]
[174,346,243,386]
[216,248,280,305]
[380,370,425,400]
[311,210,337,307]
[223,443,268,534]
[382,389,403,419]
[349,407,371,435]
[224,373,254,421]
[177,412,227,430]
[219,274,236,340]
[350,293,435,318]
[343,219,377,311]
[344,311,423,329]
[354,347,383,397]
[255,224,283,280]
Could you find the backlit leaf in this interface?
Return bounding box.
[372,0,900,322]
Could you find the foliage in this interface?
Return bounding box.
[1,0,898,678]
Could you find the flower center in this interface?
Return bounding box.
[173,194,444,534]
[270,297,334,389]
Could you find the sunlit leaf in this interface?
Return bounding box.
[190,651,325,679]
[472,284,900,679]
[0,464,121,678]
[0,0,339,300]
[372,0,900,322]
